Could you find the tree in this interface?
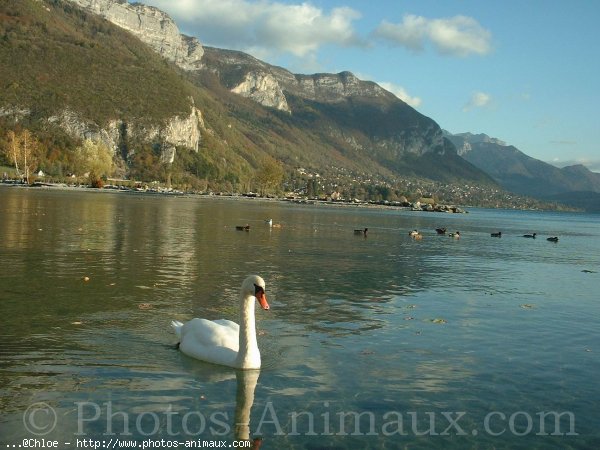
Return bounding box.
[5,130,21,177]
[2,129,42,184]
[72,139,114,186]
[255,155,284,196]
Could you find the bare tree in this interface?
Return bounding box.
[5,130,21,177]
[2,129,41,184]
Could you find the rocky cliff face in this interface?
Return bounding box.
[68,0,204,70]
[203,47,392,112]
[288,71,389,102]
[46,105,205,162]
[231,72,290,112]
[445,131,506,156]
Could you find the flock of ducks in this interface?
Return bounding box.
[410,228,459,239]
[376,227,557,242]
[235,219,282,231]
[237,219,560,242]
[491,231,559,242]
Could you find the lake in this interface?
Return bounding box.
[1,187,599,449]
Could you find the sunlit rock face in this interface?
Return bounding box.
[47,105,205,162]
[231,72,290,112]
[68,0,204,70]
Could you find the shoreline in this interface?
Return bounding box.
[0,180,465,213]
[0,180,585,214]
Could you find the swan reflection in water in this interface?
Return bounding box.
[234,369,262,448]
[178,362,263,447]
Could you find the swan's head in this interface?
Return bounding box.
[243,275,269,310]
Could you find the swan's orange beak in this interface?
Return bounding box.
[254,284,269,310]
[257,292,270,310]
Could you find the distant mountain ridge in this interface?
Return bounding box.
[201,47,391,112]
[445,131,600,199]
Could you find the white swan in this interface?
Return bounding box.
[171,275,270,369]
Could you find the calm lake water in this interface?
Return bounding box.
[1,187,599,449]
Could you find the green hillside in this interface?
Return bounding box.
[0,0,198,124]
[0,0,271,186]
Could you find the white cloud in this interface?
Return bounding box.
[463,91,492,111]
[374,14,492,57]
[378,82,422,107]
[143,0,363,59]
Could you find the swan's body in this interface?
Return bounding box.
[172,275,269,369]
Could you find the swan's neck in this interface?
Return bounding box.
[236,294,260,369]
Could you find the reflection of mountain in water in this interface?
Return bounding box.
[0,189,473,340]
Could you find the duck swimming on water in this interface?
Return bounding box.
[491,231,502,237]
[523,233,537,238]
[547,236,559,242]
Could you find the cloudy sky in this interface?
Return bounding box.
[140,0,600,172]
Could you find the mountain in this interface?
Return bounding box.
[0,0,207,162]
[446,132,600,196]
[543,191,600,213]
[1,0,496,197]
[199,47,494,184]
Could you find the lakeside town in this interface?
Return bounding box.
[1,162,575,212]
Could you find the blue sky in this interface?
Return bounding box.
[141,0,600,171]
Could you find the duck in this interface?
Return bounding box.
[449,231,461,239]
[547,236,559,242]
[171,275,270,369]
[236,225,251,231]
[265,219,273,227]
[523,233,537,238]
[408,229,420,237]
[491,231,502,237]
[354,227,368,236]
[435,227,447,235]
